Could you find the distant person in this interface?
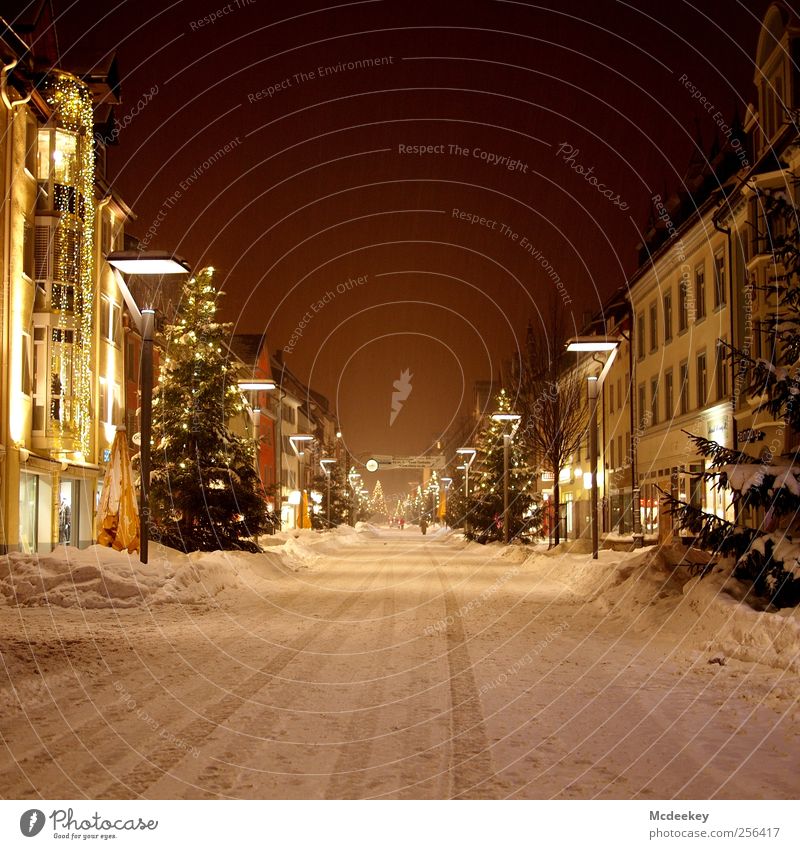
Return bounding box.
[420,516,428,535]
[400,517,405,531]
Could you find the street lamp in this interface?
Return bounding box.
[456,447,477,536]
[289,434,314,528]
[237,378,276,449]
[107,250,190,564]
[320,458,336,527]
[490,414,521,544]
[347,469,361,526]
[566,336,621,559]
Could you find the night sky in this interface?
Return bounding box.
[43,0,771,487]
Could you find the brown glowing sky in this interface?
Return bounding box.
[40,0,768,483]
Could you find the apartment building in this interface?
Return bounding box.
[1,11,129,553]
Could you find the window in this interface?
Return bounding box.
[664,369,674,420]
[100,296,121,346]
[625,432,631,465]
[713,251,726,307]
[609,381,614,414]
[679,278,689,331]
[695,263,706,320]
[21,331,32,395]
[616,378,622,412]
[617,435,623,469]
[125,337,137,382]
[23,220,34,279]
[609,440,615,470]
[638,383,646,427]
[650,377,659,426]
[649,302,658,352]
[25,118,37,176]
[663,290,672,342]
[99,378,121,425]
[716,339,729,400]
[679,360,689,414]
[637,312,645,359]
[697,352,707,407]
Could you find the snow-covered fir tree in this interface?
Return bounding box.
[149,267,271,551]
[470,389,540,542]
[667,188,800,607]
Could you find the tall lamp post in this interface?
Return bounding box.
[348,469,361,526]
[456,447,477,536]
[566,337,621,560]
[490,413,521,544]
[107,250,190,564]
[289,434,314,528]
[320,458,336,526]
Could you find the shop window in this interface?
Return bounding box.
[19,472,39,554]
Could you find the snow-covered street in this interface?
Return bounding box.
[1,526,799,800]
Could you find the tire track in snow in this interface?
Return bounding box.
[436,563,496,798]
[96,567,383,798]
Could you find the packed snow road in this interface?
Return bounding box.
[1,526,798,799]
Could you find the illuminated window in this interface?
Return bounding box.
[695,263,706,320]
[100,295,121,346]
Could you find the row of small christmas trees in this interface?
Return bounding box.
[143,268,542,549]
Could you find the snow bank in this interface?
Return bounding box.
[523,544,800,673]
[0,544,247,609]
[0,528,346,610]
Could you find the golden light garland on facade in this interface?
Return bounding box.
[42,72,96,456]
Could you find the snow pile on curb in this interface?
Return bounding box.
[679,570,800,672]
[524,545,800,672]
[0,545,248,609]
[0,528,349,609]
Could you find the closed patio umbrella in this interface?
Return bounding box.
[96,426,140,552]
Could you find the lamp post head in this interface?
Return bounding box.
[107,250,191,276]
[238,379,277,391]
[320,458,336,474]
[456,447,477,467]
[289,434,314,457]
[565,336,620,352]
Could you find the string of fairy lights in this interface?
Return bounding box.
[43,72,96,456]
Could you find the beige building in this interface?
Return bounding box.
[1,17,129,552]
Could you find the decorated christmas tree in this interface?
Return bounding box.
[470,389,540,542]
[149,268,271,551]
[665,188,800,607]
[370,479,389,522]
[422,471,441,523]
